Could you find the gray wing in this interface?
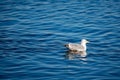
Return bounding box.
[68,43,84,51]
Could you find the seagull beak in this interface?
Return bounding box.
[87,40,90,43]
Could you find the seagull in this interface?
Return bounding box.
[65,39,89,57]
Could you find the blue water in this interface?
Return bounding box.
[0,0,120,80]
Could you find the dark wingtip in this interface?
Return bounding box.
[64,44,68,47]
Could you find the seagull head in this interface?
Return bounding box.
[81,39,89,44]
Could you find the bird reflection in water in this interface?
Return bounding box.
[65,50,87,61]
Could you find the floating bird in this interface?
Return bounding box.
[65,39,89,57]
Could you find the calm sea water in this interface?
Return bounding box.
[0,0,120,80]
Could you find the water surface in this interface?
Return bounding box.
[0,0,120,80]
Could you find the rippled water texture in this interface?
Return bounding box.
[0,0,120,80]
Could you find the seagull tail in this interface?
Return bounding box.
[64,44,69,48]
